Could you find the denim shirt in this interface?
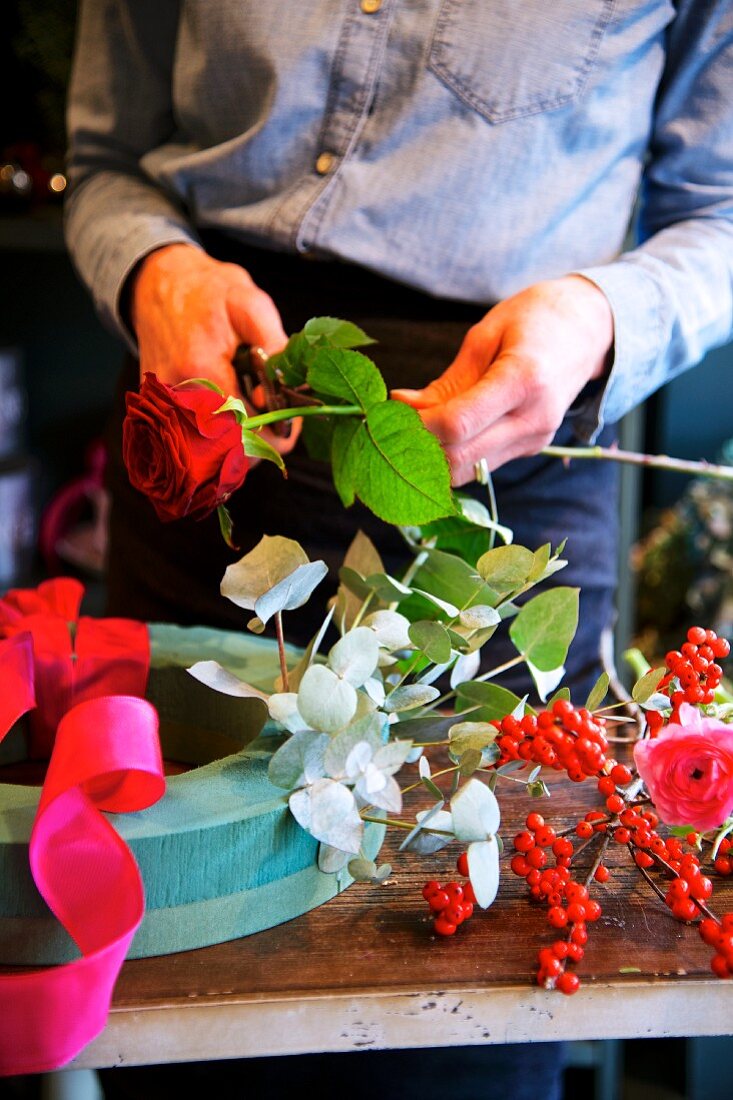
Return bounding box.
[65,0,733,440]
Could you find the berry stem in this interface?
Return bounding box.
[541,444,733,483]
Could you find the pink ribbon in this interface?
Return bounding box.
[0,581,164,1075]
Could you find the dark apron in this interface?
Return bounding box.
[106,239,619,702]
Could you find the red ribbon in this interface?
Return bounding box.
[0,581,164,1075]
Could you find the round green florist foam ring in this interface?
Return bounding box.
[0,623,384,965]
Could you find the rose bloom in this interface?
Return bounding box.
[634,703,733,832]
[123,373,248,522]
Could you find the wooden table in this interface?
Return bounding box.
[72,769,732,1070]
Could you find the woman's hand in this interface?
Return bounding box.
[392,276,614,485]
[129,243,300,455]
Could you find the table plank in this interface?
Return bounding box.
[70,766,732,1067]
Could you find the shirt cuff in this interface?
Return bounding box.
[568,261,664,442]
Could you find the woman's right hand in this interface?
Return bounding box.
[129,242,300,454]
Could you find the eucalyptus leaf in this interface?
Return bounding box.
[328,627,380,687]
[318,843,350,874]
[451,778,500,841]
[373,863,393,884]
[411,588,461,618]
[546,687,571,708]
[389,708,484,743]
[417,659,454,686]
[221,535,309,610]
[639,692,673,711]
[363,676,386,706]
[467,837,500,908]
[458,748,483,776]
[268,730,330,789]
[298,664,358,732]
[632,666,667,704]
[526,661,566,703]
[418,755,431,779]
[422,776,444,800]
[448,721,499,757]
[333,530,385,632]
[254,560,329,625]
[409,620,452,665]
[509,587,579,671]
[401,804,453,854]
[476,545,534,592]
[364,572,414,602]
[348,858,378,882]
[267,692,309,734]
[363,609,412,651]
[324,714,385,777]
[374,739,414,774]
[247,616,266,635]
[384,684,441,713]
[450,650,481,690]
[528,543,551,582]
[186,660,270,701]
[459,605,501,630]
[411,549,498,614]
[278,605,335,693]
[289,779,363,854]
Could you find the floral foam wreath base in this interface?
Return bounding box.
[0,622,384,966]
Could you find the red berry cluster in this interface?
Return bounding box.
[713,837,732,877]
[699,913,733,978]
[511,812,602,994]
[422,853,476,936]
[648,626,729,734]
[496,699,609,782]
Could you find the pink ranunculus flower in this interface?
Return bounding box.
[634,704,733,832]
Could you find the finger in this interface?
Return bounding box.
[392,320,502,408]
[226,283,287,357]
[415,353,529,446]
[444,409,559,486]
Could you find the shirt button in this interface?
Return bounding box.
[315,151,335,175]
[361,0,382,10]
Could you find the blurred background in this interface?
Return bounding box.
[0,3,731,1098]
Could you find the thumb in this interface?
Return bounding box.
[226,282,287,357]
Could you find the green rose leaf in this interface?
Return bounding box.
[352,401,455,525]
[289,778,363,854]
[266,332,313,386]
[408,620,453,665]
[303,316,376,348]
[509,587,579,671]
[217,504,237,549]
[301,416,334,462]
[331,418,364,508]
[241,428,286,473]
[307,347,387,411]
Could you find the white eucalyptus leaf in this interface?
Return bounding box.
[418,755,431,779]
[468,837,500,908]
[384,684,441,713]
[363,773,402,813]
[363,610,412,651]
[406,745,424,763]
[348,858,378,882]
[221,535,309,609]
[412,588,460,618]
[298,665,357,732]
[247,616,266,635]
[511,694,530,720]
[345,740,374,779]
[450,650,481,689]
[268,730,330,789]
[328,627,380,687]
[318,843,350,874]
[254,560,329,625]
[267,692,309,734]
[363,676,386,706]
[451,778,501,841]
[324,715,384,777]
[186,661,269,700]
[418,659,454,686]
[527,660,566,703]
[459,605,501,630]
[289,779,363,854]
[373,863,392,884]
[354,690,378,720]
[404,806,454,853]
[374,739,414,774]
[458,497,514,544]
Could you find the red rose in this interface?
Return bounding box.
[123,373,248,522]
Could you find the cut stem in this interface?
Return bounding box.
[542,444,733,482]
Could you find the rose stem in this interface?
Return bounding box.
[275,611,289,692]
[241,404,361,431]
